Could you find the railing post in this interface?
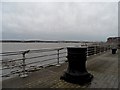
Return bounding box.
[56,49,61,66]
[100,45,102,53]
[103,46,105,52]
[94,46,96,55]
[20,50,30,78]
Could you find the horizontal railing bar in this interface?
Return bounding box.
[2,67,41,77]
[27,57,58,65]
[25,54,58,60]
[2,60,65,77]
[46,61,59,66]
[2,74,11,77]
[1,64,23,70]
[28,48,66,53]
[2,58,23,62]
[59,52,67,54]
[1,56,67,70]
[59,59,67,62]
[26,56,64,66]
[28,55,66,65]
[2,58,68,77]
[1,52,67,62]
[2,67,43,77]
[59,56,66,59]
[2,56,67,70]
[0,51,23,54]
[25,52,66,60]
[0,51,27,56]
[1,53,22,56]
[0,47,66,56]
[2,60,63,77]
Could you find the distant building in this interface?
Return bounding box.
[107,37,120,48]
[107,37,120,43]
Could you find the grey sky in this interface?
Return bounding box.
[2,2,118,41]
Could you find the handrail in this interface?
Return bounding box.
[1,47,67,77]
[0,47,65,56]
[1,44,111,78]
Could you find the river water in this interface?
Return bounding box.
[2,42,87,52]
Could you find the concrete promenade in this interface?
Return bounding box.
[2,50,118,88]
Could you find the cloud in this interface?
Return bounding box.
[2,2,118,41]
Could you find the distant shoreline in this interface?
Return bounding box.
[0,40,99,43]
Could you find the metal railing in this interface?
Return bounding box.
[1,47,67,78]
[0,44,111,78]
[87,45,111,56]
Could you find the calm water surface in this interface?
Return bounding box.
[2,42,85,52]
